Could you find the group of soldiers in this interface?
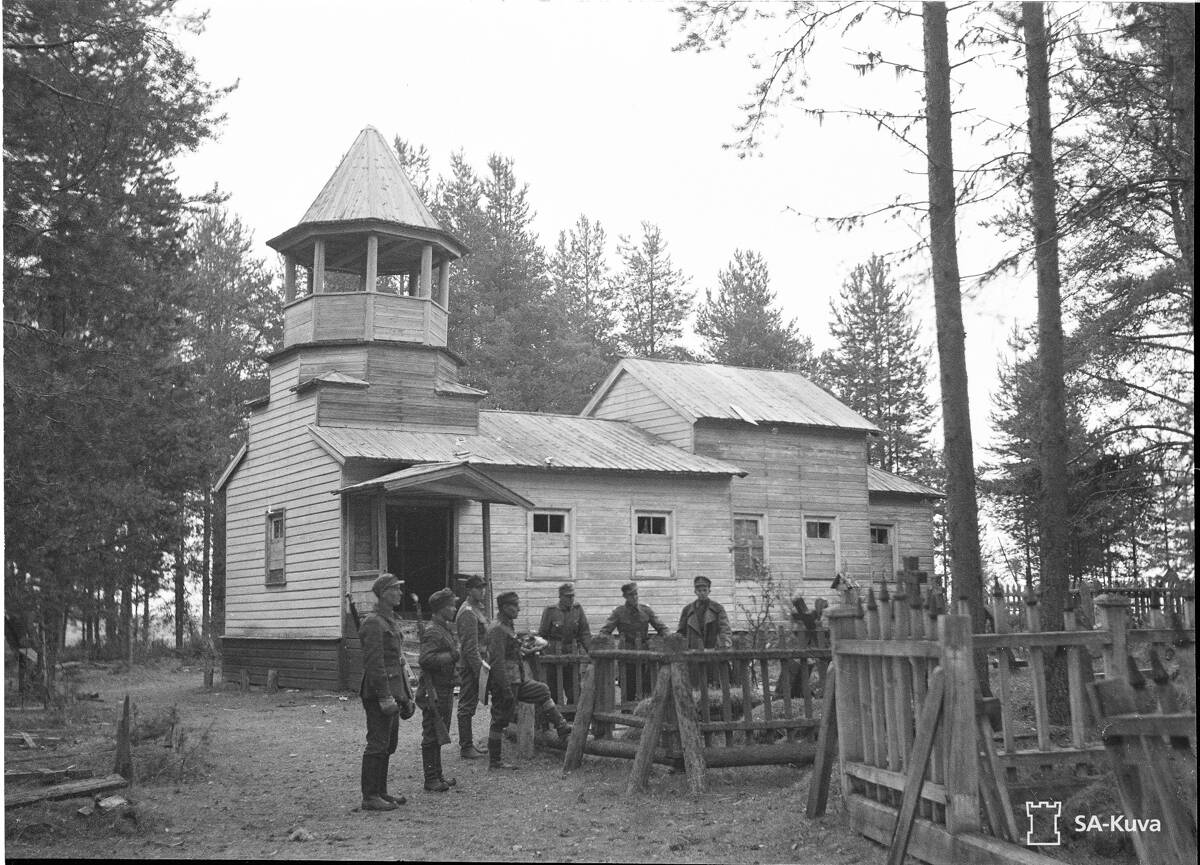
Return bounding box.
[355,572,732,812]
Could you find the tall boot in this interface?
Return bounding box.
[422,744,450,792]
[434,747,456,787]
[487,731,519,770]
[361,755,397,812]
[458,716,480,759]
[378,755,406,806]
[541,700,573,740]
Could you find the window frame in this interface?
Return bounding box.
[733,512,767,581]
[265,508,287,586]
[631,508,675,580]
[527,507,574,581]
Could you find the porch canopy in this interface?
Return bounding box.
[338,459,534,508]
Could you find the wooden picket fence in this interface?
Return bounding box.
[826,582,1196,865]
[992,582,1194,631]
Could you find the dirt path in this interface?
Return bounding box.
[4,662,886,862]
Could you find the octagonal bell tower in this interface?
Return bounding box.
[267,127,466,350]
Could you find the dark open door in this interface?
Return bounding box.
[386,505,451,617]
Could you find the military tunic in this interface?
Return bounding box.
[455,599,490,721]
[599,602,669,702]
[417,617,458,747]
[359,602,407,756]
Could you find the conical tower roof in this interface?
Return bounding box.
[267,127,465,260]
[300,126,441,229]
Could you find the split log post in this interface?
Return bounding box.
[1063,599,1088,747]
[591,635,615,740]
[240,669,250,692]
[827,605,863,801]
[908,583,933,820]
[668,635,707,794]
[938,612,980,835]
[266,669,279,693]
[626,665,674,794]
[203,654,214,691]
[805,661,837,818]
[562,655,597,773]
[887,666,945,865]
[1023,591,1051,751]
[890,583,915,773]
[1095,594,1131,683]
[864,591,889,804]
[113,694,133,783]
[516,702,536,760]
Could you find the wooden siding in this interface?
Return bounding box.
[454,468,733,634]
[283,298,314,347]
[693,422,871,609]
[586,370,692,450]
[224,354,344,639]
[283,293,448,348]
[300,343,477,432]
[221,637,342,690]
[867,494,936,577]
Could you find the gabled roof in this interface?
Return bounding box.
[309,411,747,476]
[339,461,535,509]
[867,466,943,498]
[299,127,441,230]
[582,358,880,433]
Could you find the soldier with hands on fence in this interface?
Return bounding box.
[357,573,414,812]
[537,582,592,707]
[599,581,670,702]
[679,575,732,687]
[485,590,573,770]
[454,574,490,759]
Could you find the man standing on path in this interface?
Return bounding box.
[598,582,670,703]
[485,591,572,770]
[454,574,490,759]
[357,573,412,812]
[537,582,591,707]
[417,588,460,793]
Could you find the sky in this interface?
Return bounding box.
[171,0,1038,464]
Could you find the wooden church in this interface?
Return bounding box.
[215,127,941,690]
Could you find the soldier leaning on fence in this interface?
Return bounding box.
[537,582,592,708]
[416,588,460,793]
[357,573,413,812]
[599,582,670,703]
[454,574,490,759]
[485,591,573,770]
[678,575,732,687]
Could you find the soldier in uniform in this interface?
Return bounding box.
[454,575,490,759]
[485,591,572,770]
[678,575,733,686]
[537,582,591,707]
[598,582,670,702]
[357,573,413,812]
[417,588,460,793]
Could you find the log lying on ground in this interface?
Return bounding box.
[5,774,128,809]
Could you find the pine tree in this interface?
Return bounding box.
[613,223,693,358]
[695,249,813,371]
[821,255,935,479]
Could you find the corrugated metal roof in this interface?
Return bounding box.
[592,358,880,432]
[310,411,747,476]
[298,127,443,232]
[867,466,943,497]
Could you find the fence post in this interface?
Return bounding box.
[939,612,980,835]
[1095,594,1131,683]
[827,605,862,799]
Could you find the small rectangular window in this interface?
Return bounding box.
[870,526,890,545]
[734,515,765,580]
[637,515,667,535]
[806,520,832,540]
[533,513,566,534]
[266,509,286,586]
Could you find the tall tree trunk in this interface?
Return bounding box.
[175,537,187,649]
[1023,1,1071,721]
[202,486,212,638]
[923,2,987,635]
[121,570,133,665]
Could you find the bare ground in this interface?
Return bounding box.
[4,661,888,863]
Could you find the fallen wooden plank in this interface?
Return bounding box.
[4,767,93,785]
[5,773,128,808]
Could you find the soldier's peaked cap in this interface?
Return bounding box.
[621,582,638,596]
[372,573,403,596]
[693,575,712,588]
[496,591,520,607]
[429,588,457,612]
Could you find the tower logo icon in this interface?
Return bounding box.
[1024,801,1062,846]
